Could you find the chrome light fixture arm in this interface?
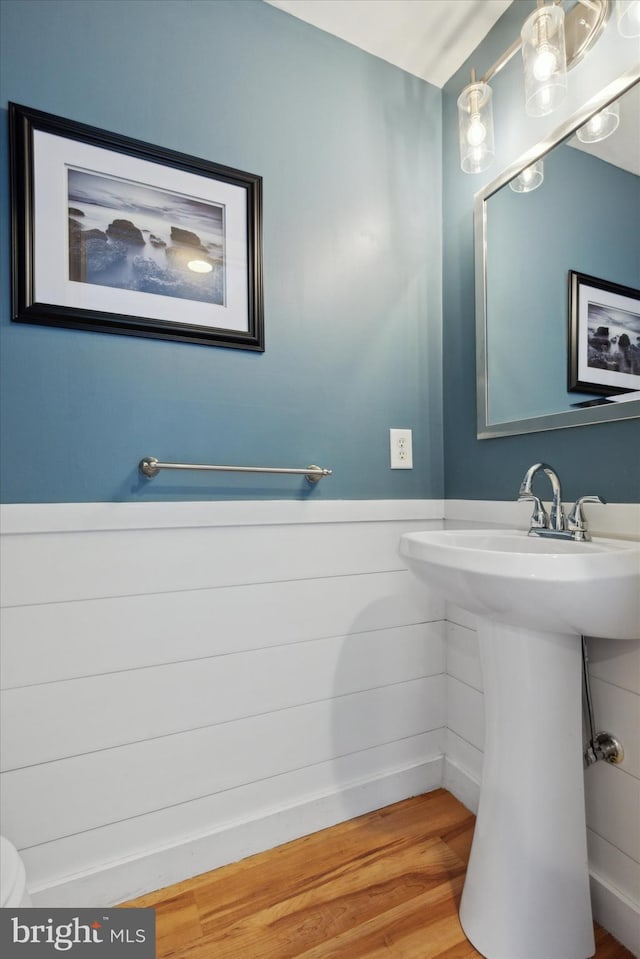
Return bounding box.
[458,0,614,173]
[479,0,611,87]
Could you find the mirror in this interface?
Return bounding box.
[476,72,640,438]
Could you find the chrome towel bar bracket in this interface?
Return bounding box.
[139,457,332,484]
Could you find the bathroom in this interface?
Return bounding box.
[0,0,638,955]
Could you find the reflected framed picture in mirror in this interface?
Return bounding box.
[568,271,640,396]
[475,71,640,437]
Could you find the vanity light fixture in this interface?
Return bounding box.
[509,159,544,192]
[457,69,495,173]
[616,0,640,36]
[576,100,621,141]
[458,0,612,173]
[521,1,567,117]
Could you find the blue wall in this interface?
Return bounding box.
[443,0,640,503]
[0,0,443,503]
[3,0,638,506]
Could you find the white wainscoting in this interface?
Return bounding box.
[443,500,640,956]
[2,497,637,953]
[0,499,446,907]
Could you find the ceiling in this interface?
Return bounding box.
[264,1,638,176]
[264,0,514,88]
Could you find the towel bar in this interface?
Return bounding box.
[139,457,332,484]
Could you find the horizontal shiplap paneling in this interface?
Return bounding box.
[1,570,443,689]
[0,519,440,607]
[21,732,443,894]
[0,499,445,535]
[0,500,446,905]
[589,677,640,780]
[584,761,640,866]
[446,675,485,753]
[7,496,635,926]
[586,635,640,696]
[2,675,444,848]
[587,827,640,909]
[444,728,483,784]
[1,623,445,770]
[445,622,483,692]
[444,602,477,631]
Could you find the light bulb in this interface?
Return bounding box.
[539,86,552,110]
[509,159,544,193]
[576,101,621,144]
[533,43,557,82]
[457,79,494,173]
[467,115,487,147]
[521,4,567,117]
[587,115,603,135]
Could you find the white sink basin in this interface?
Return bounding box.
[399,527,640,959]
[400,528,640,639]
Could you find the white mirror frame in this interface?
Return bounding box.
[475,65,640,439]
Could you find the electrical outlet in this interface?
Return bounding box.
[389,428,413,469]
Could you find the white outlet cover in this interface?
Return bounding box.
[390,428,413,469]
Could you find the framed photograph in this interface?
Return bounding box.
[9,103,264,350]
[568,271,640,395]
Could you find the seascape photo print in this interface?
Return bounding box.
[587,300,640,380]
[67,168,226,306]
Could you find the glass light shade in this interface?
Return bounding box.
[521,4,567,117]
[616,0,640,37]
[576,101,621,143]
[457,81,495,174]
[509,159,544,193]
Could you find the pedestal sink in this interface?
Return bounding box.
[399,528,640,959]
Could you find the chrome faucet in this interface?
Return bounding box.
[518,462,565,532]
[518,463,605,541]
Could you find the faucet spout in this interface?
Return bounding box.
[518,464,605,541]
[519,462,565,531]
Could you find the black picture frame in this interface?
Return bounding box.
[568,271,640,395]
[9,103,264,351]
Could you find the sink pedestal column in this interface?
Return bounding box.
[459,618,595,959]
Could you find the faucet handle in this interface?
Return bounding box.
[567,495,606,540]
[518,493,548,529]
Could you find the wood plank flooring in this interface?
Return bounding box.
[122,789,634,958]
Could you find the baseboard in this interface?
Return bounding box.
[590,869,640,957]
[29,757,443,908]
[27,753,640,955]
[444,757,640,956]
[443,756,480,814]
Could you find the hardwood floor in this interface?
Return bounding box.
[122,789,633,958]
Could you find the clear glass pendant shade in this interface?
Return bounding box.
[457,81,495,174]
[576,101,621,143]
[521,4,567,117]
[509,160,544,193]
[616,0,640,36]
